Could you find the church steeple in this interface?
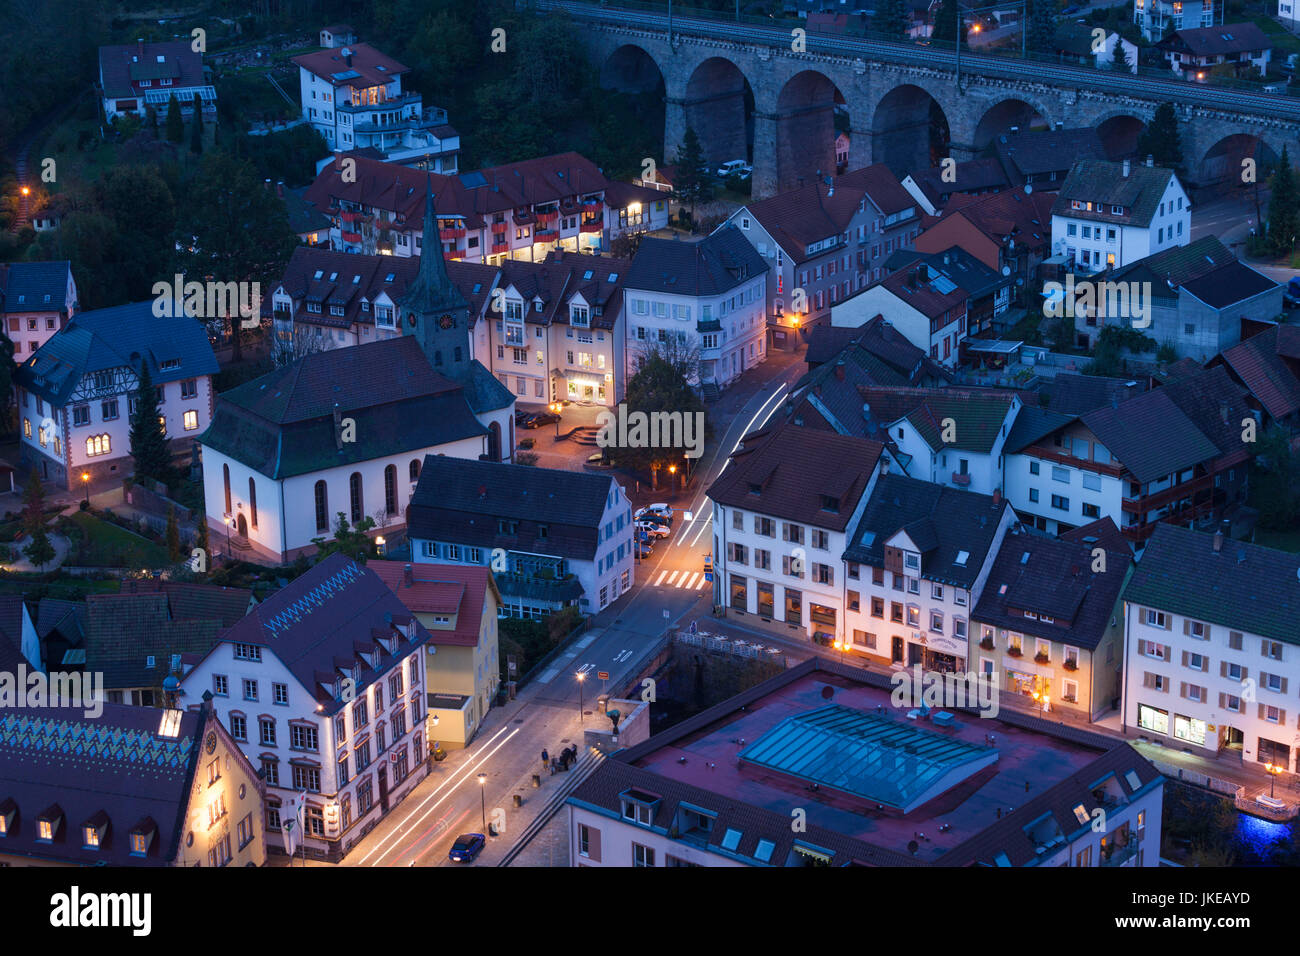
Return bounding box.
[399,176,471,379]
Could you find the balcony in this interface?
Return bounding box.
[491,221,508,234]
[491,242,510,255]
[340,230,362,244]
[439,226,466,240]
[447,249,465,259]
[951,472,971,486]
[536,228,558,241]
[1099,839,1139,868]
[340,210,362,225]
[536,209,559,225]
[580,220,603,234]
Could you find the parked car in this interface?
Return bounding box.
[636,520,671,539]
[514,409,533,425]
[522,410,561,428]
[635,540,654,558]
[449,833,486,863]
[1285,278,1300,308]
[715,159,752,180]
[638,503,674,522]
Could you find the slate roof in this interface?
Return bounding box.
[494,250,629,331]
[1032,373,1146,416]
[205,554,430,713]
[994,127,1106,182]
[624,226,766,297]
[83,593,226,692]
[1111,236,1277,310]
[291,42,410,88]
[1004,404,1076,453]
[15,301,219,408]
[0,702,205,865]
[927,186,1056,255]
[706,423,884,532]
[843,473,1011,588]
[940,742,1162,867]
[876,257,969,319]
[120,580,255,628]
[739,164,915,263]
[1061,516,1133,555]
[1163,22,1271,57]
[1051,160,1177,228]
[199,336,487,479]
[973,529,1130,651]
[907,158,1010,209]
[282,186,332,237]
[1079,366,1249,483]
[1123,523,1300,645]
[408,457,618,560]
[99,40,206,99]
[0,261,74,313]
[35,598,86,646]
[369,560,499,647]
[1216,325,1300,421]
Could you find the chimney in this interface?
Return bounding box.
[137,38,144,59]
[333,403,344,450]
[1122,159,1130,178]
[1213,529,1224,553]
[834,359,846,380]
[992,488,1002,506]
[1146,154,1154,167]
[264,178,273,192]
[403,563,413,587]
[1219,400,1229,424]
[277,180,285,198]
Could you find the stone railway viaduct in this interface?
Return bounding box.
[539,0,1300,198]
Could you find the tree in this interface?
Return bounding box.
[195,514,209,564]
[189,94,204,155]
[172,151,299,362]
[1251,425,1300,529]
[874,0,910,40]
[1025,0,1057,55]
[21,467,47,538]
[1112,38,1132,73]
[1136,103,1183,172]
[1267,145,1299,259]
[129,363,172,485]
[672,126,714,228]
[0,331,16,438]
[166,505,181,562]
[23,524,55,572]
[620,348,710,489]
[310,512,377,562]
[931,0,966,48]
[165,94,184,143]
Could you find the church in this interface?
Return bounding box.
[198,186,515,565]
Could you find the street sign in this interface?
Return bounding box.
[662,608,670,620]
[598,671,609,681]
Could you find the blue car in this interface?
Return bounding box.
[449,833,486,863]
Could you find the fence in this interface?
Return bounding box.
[674,628,787,667]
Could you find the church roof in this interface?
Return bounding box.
[199,337,488,479]
[398,179,468,318]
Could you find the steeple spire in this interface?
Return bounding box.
[399,174,467,316]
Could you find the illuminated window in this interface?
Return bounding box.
[86,434,111,457]
[84,826,99,848]
[184,410,198,431]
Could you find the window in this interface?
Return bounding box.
[213,674,228,696]
[85,434,111,457]
[314,481,329,533]
[1051,494,1069,511]
[248,477,258,529]
[243,678,258,701]
[184,410,198,431]
[259,717,276,746]
[292,766,321,793]
[72,405,89,427]
[229,714,246,741]
[349,472,364,524]
[181,379,198,399]
[633,843,655,867]
[290,724,319,751]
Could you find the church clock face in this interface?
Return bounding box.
[438,314,455,330]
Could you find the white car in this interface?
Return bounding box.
[635,520,671,539]
[716,159,752,179]
[637,503,674,522]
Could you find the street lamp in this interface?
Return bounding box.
[80,472,89,506]
[478,772,487,830]
[223,513,234,558]
[577,671,586,724]
[376,535,386,557]
[668,463,677,493]
[19,186,29,197]
[550,402,562,439]
[1266,762,1283,799]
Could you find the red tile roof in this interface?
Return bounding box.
[369,560,498,646]
[291,42,410,87]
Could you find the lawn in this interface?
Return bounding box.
[59,512,171,568]
[0,574,120,601]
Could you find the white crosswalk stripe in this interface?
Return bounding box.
[653,570,668,586]
[667,570,680,585]
[680,571,700,590]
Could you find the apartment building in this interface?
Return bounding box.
[841,474,1015,670]
[623,227,768,389]
[293,40,459,170]
[1134,0,1219,41]
[15,301,218,491]
[567,659,1163,867]
[1159,23,1271,78]
[98,39,215,121]
[1211,324,1300,431]
[1123,524,1300,772]
[407,457,635,618]
[718,165,919,347]
[707,425,892,644]
[1050,159,1191,272]
[1004,365,1253,540]
[179,555,430,862]
[973,522,1132,721]
[0,260,78,358]
[303,151,666,262]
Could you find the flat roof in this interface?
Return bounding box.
[631,669,1113,863]
[965,339,1024,354]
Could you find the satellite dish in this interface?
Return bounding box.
[1025,184,1033,194]
[1001,265,1011,276]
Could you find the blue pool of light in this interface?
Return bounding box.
[1234,813,1294,863]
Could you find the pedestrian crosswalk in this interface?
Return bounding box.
[651,569,710,590]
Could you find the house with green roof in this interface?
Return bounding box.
[13,301,218,491]
[1122,523,1300,774]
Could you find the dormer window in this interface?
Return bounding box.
[82,812,108,849]
[570,305,590,327]
[903,551,920,572]
[748,482,762,495]
[820,495,839,513]
[37,805,63,843]
[619,788,660,827]
[0,798,14,836]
